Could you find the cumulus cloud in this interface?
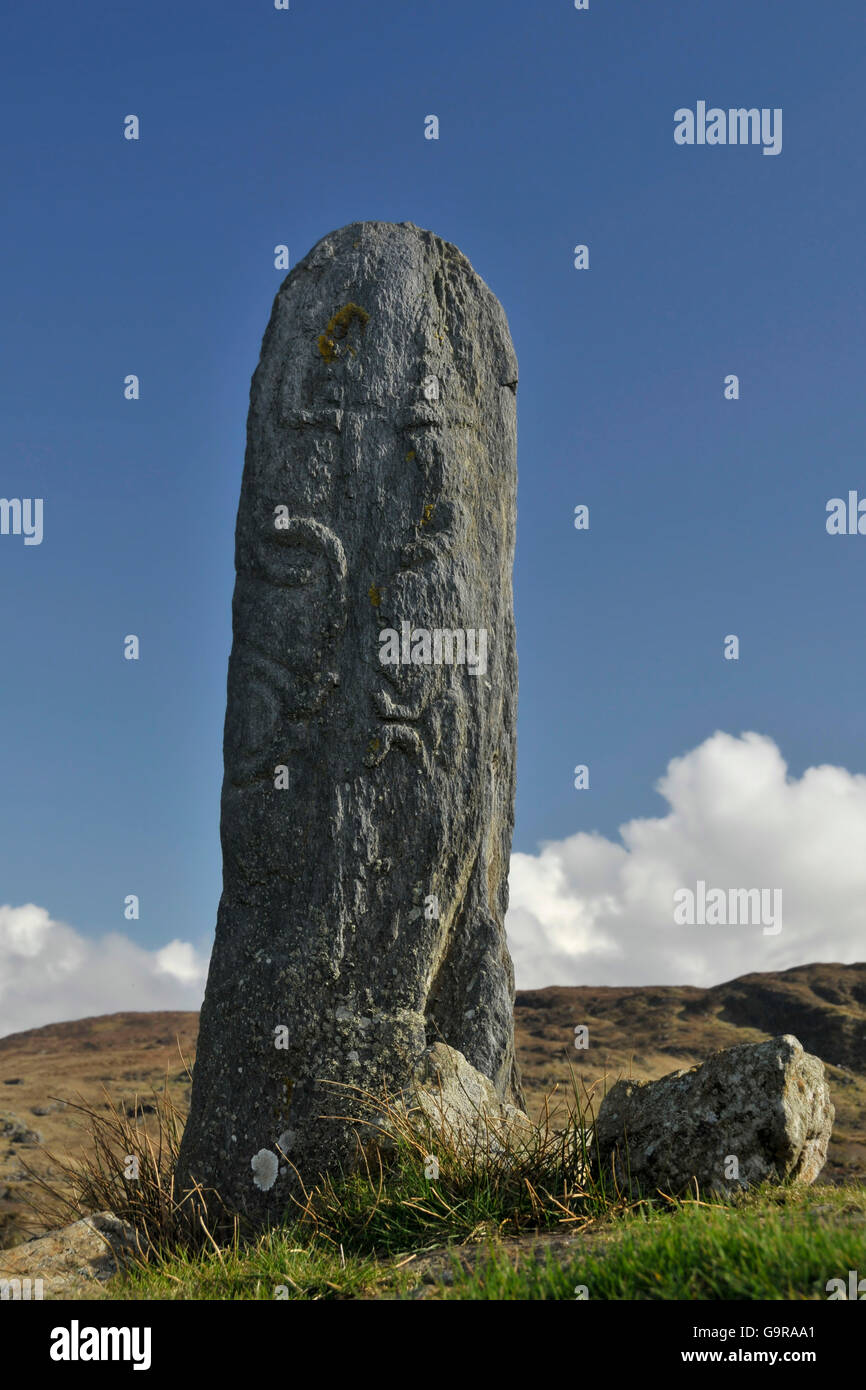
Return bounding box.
[3,732,863,1035]
[506,731,866,989]
[0,903,208,1038]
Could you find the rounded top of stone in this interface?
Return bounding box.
[248,219,518,433]
[297,219,487,288]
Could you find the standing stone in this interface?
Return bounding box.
[177,221,522,1223]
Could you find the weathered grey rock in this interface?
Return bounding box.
[365,1042,536,1159]
[0,1113,41,1145]
[177,221,522,1223]
[592,1035,834,1197]
[0,1212,137,1300]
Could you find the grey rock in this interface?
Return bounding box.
[366,1042,536,1159]
[592,1034,834,1197]
[0,1212,138,1300]
[178,221,522,1224]
[0,1114,42,1146]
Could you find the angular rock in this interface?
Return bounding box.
[178,221,523,1223]
[0,1212,137,1300]
[365,1042,536,1160]
[592,1035,834,1196]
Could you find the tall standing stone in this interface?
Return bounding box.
[177,221,521,1223]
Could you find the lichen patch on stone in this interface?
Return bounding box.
[251,1148,279,1191]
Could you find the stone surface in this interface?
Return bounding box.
[177,221,522,1223]
[592,1034,834,1196]
[366,1042,536,1158]
[0,1212,137,1300]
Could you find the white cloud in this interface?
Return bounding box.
[506,731,866,989]
[154,939,205,985]
[0,904,208,1038]
[2,731,863,1036]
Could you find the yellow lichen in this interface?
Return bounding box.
[369,583,381,607]
[420,503,435,527]
[317,302,370,362]
[405,450,416,462]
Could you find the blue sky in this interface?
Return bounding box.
[1,0,864,1028]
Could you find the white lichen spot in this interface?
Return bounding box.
[335,1006,353,1022]
[347,1050,360,1064]
[251,1148,279,1191]
[277,1129,295,1154]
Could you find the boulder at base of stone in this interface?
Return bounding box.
[592,1034,834,1197]
[365,1042,536,1162]
[0,1212,138,1300]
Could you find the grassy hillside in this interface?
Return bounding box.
[1,962,864,1251]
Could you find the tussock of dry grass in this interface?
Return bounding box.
[22,1063,634,1263]
[18,1066,225,1256]
[289,1068,638,1256]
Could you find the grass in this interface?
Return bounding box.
[18,1069,222,1255]
[107,1182,866,1301]
[291,1073,627,1257]
[115,1228,400,1301]
[440,1185,866,1300]
[18,1065,866,1301]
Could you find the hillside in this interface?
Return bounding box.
[514,962,866,1177]
[1,962,863,1248]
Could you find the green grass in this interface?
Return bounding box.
[442,1184,866,1301]
[294,1131,620,1258]
[115,1228,401,1301]
[108,1183,866,1301]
